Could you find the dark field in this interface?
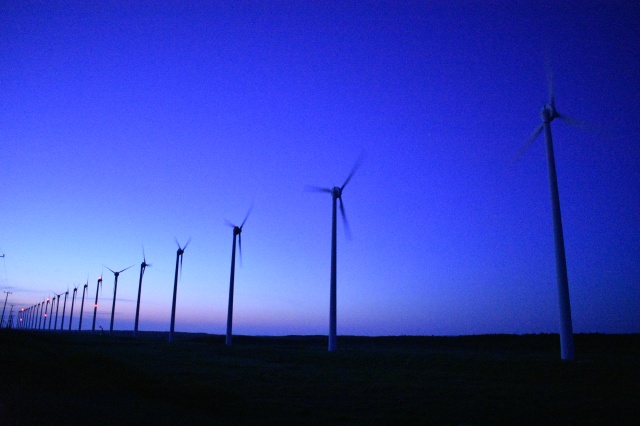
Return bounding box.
[1,331,638,424]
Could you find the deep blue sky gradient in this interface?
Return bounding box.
[1,1,638,335]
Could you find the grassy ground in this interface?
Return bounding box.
[1,331,638,424]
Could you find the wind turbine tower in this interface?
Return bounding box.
[308,156,363,351]
[53,293,62,330]
[134,249,151,338]
[68,286,78,331]
[169,238,190,343]
[92,275,103,332]
[523,65,580,361]
[1,291,11,328]
[60,290,69,331]
[78,280,88,331]
[225,207,252,346]
[40,299,48,329]
[104,265,134,335]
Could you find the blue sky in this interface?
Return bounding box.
[1,1,638,336]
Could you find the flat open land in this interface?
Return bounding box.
[1,331,638,424]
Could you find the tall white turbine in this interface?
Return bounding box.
[308,156,363,352]
[225,207,252,346]
[522,66,581,361]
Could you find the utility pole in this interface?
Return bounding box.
[1,291,11,328]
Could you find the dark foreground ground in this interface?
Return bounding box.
[0,331,638,425]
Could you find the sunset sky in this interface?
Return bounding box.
[1,1,638,337]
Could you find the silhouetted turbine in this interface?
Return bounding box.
[104,264,134,335]
[134,247,151,338]
[519,64,581,361]
[60,289,69,331]
[40,299,48,329]
[307,156,363,351]
[50,293,60,330]
[169,238,190,343]
[225,207,253,346]
[78,280,88,331]
[68,286,78,331]
[92,274,103,332]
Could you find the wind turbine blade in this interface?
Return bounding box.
[118,265,135,274]
[102,264,116,274]
[238,233,243,266]
[341,154,364,190]
[240,205,253,229]
[225,219,236,228]
[512,124,544,165]
[339,197,352,239]
[179,253,184,280]
[545,58,555,107]
[304,185,332,193]
[557,113,586,128]
[142,245,146,263]
[183,237,191,250]
[174,237,180,248]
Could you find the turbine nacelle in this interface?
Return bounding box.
[331,186,342,199]
[541,103,558,123]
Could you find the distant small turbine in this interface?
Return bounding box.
[78,280,88,331]
[49,294,58,330]
[59,289,69,331]
[307,156,363,352]
[53,293,62,330]
[225,207,253,346]
[40,299,48,329]
[133,247,151,338]
[92,274,103,332]
[104,264,135,335]
[519,64,582,361]
[68,286,78,331]
[169,238,190,343]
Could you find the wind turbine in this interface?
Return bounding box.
[92,274,103,332]
[307,156,363,351]
[59,289,69,331]
[520,64,581,361]
[53,292,62,330]
[169,238,190,343]
[78,280,88,331]
[224,207,253,346]
[40,299,48,329]
[68,285,78,331]
[133,248,151,338]
[104,264,134,335]
[1,291,11,328]
[49,294,57,330]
